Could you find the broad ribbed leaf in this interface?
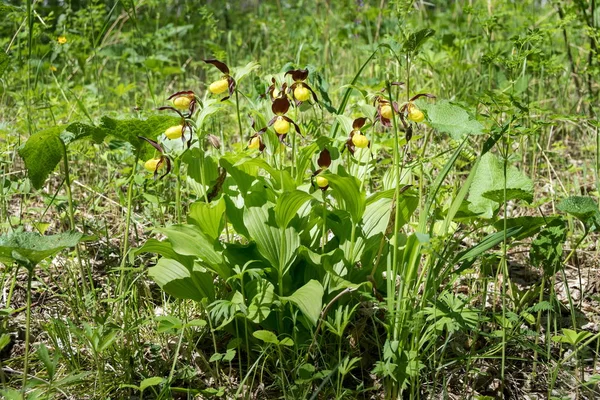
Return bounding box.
[281,280,324,326]
[246,278,274,323]
[275,190,313,229]
[148,258,214,301]
[244,204,300,275]
[155,224,228,278]
[327,174,366,224]
[188,198,226,240]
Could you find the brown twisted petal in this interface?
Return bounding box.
[352,117,367,130]
[410,93,436,102]
[228,77,236,96]
[285,69,309,82]
[272,97,290,115]
[159,157,172,179]
[282,115,301,134]
[318,148,331,168]
[167,90,195,100]
[345,138,356,155]
[157,106,185,118]
[138,136,164,153]
[203,59,230,75]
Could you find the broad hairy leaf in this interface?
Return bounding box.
[419,100,484,140]
[280,279,324,327]
[557,196,600,231]
[530,219,567,277]
[0,230,82,266]
[18,126,66,189]
[404,28,435,53]
[467,152,533,218]
[0,51,9,77]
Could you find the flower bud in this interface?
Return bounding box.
[144,158,164,172]
[209,78,229,95]
[294,85,311,102]
[273,117,290,134]
[315,176,329,188]
[165,125,184,140]
[351,133,369,148]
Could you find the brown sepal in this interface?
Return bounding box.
[352,117,367,130]
[317,148,331,169]
[272,97,290,115]
[203,59,230,75]
[285,69,309,82]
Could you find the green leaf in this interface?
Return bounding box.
[148,258,214,302]
[456,226,523,264]
[253,330,279,344]
[156,316,184,333]
[467,152,533,218]
[493,216,560,241]
[404,28,435,53]
[557,196,600,230]
[326,174,366,224]
[0,51,9,77]
[246,278,274,323]
[18,126,66,189]
[275,190,313,229]
[419,100,484,140]
[233,60,260,83]
[188,198,226,241]
[140,377,164,392]
[552,329,591,346]
[0,230,82,267]
[155,224,228,278]
[101,115,181,157]
[0,334,10,352]
[281,280,324,327]
[244,204,300,276]
[530,219,567,277]
[65,122,107,144]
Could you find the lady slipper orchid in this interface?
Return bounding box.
[265,77,288,101]
[267,97,300,145]
[204,59,236,101]
[157,106,193,148]
[138,136,171,179]
[167,91,197,115]
[375,96,400,128]
[247,116,267,152]
[345,118,369,155]
[285,69,318,104]
[311,148,331,191]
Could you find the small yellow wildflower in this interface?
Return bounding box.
[58,36,67,45]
